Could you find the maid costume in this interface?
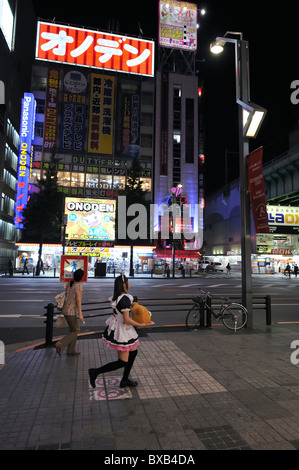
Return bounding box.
[102,293,140,351]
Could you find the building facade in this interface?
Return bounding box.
[0,0,36,271]
[204,124,299,274]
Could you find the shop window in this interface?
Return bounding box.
[113,175,125,190]
[71,172,85,187]
[57,171,71,187]
[86,173,98,188]
[99,174,112,189]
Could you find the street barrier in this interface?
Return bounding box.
[43,295,272,346]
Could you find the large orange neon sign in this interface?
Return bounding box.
[36,21,155,77]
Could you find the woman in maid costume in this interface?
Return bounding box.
[88,273,154,389]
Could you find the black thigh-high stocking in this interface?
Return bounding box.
[122,349,138,383]
[89,359,126,388]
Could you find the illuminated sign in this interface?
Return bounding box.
[43,67,60,150]
[267,206,299,226]
[60,255,88,282]
[14,93,36,229]
[88,74,115,154]
[158,0,197,51]
[36,21,155,77]
[64,197,116,241]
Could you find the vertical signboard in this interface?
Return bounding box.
[158,0,197,51]
[43,67,60,150]
[60,70,87,152]
[14,93,36,228]
[116,79,140,156]
[248,147,269,234]
[88,73,115,154]
[160,73,168,175]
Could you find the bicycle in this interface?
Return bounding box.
[186,290,248,332]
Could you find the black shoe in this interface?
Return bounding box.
[120,379,138,388]
[89,368,97,388]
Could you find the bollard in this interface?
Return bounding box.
[44,303,54,346]
[266,295,272,325]
[205,296,212,327]
[199,298,205,327]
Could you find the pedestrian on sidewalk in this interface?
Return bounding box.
[22,258,29,275]
[55,269,84,357]
[226,263,231,275]
[89,273,154,389]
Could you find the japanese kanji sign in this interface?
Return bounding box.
[116,78,141,157]
[159,0,197,51]
[36,21,155,77]
[43,67,60,150]
[88,74,115,154]
[14,93,36,229]
[60,70,87,153]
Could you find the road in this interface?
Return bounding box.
[1,272,299,345]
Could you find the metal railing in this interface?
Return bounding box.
[43,295,272,346]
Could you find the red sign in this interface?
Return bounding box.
[248,147,269,234]
[60,255,88,283]
[36,21,155,77]
[270,249,293,255]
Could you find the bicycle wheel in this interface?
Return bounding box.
[186,305,200,328]
[221,303,248,331]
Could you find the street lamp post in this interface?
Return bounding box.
[210,32,267,328]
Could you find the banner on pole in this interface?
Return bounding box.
[248,146,269,233]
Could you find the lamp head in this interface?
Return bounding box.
[210,40,225,54]
[238,100,267,139]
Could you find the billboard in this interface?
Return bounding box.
[115,79,141,157]
[36,21,155,77]
[159,0,197,51]
[43,67,60,150]
[14,93,36,229]
[60,70,87,152]
[64,198,116,241]
[88,74,115,154]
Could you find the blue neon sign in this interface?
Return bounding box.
[14,92,36,229]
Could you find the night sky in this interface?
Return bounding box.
[32,0,299,192]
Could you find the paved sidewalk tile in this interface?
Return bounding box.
[1,324,299,450]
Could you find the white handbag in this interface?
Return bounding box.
[55,291,66,310]
[55,314,67,329]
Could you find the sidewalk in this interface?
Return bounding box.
[1,322,299,451]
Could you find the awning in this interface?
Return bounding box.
[154,249,200,259]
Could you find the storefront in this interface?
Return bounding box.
[15,243,63,272]
[154,248,201,275]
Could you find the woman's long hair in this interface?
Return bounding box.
[70,269,84,287]
[112,274,129,301]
